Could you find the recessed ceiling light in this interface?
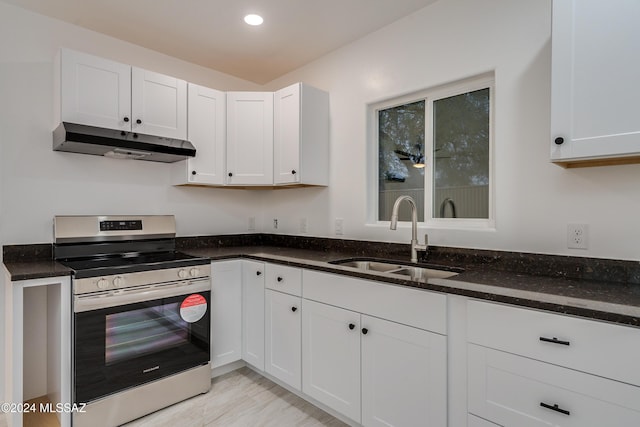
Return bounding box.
[244,14,263,26]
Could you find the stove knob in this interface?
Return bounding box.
[97,278,109,289]
[113,276,125,288]
[189,267,200,277]
[178,269,188,279]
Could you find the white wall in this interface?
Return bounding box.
[263,0,640,261]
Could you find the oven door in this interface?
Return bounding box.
[73,279,211,404]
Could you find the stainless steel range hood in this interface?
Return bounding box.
[53,122,196,163]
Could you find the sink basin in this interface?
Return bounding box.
[328,257,462,280]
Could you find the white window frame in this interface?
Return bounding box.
[368,73,495,229]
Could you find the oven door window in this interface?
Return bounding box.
[105,302,189,365]
[75,291,210,404]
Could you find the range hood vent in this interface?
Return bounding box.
[53,122,196,163]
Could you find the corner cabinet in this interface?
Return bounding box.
[172,84,226,185]
[56,48,187,140]
[226,92,274,185]
[274,83,329,186]
[550,0,640,167]
[174,82,329,188]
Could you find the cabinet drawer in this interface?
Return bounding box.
[303,270,446,334]
[468,344,640,427]
[265,264,302,296]
[467,299,640,385]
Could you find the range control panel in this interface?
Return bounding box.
[99,220,143,231]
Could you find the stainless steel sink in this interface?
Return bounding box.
[328,258,461,280]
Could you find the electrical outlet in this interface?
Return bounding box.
[273,218,278,230]
[567,223,588,249]
[334,218,344,236]
[248,217,256,232]
[300,217,308,234]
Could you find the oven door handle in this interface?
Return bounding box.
[74,279,211,313]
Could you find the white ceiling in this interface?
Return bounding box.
[2,0,438,84]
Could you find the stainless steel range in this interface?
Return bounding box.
[54,215,211,427]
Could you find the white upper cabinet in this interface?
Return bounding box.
[273,83,329,185]
[226,92,274,185]
[551,0,640,166]
[131,67,187,139]
[173,84,226,185]
[58,48,131,131]
[57,48,187,140]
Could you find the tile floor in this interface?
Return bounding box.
[123,367,348,427]
[0,367,346,426]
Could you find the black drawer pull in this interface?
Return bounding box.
[540,402,570,416]
[348,323,355,330]
[540,336,570,346]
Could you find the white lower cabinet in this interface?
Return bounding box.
[242,260,265,370]
[361,315,447,427]
[302,299,362,422]
[302,298,447,426]
[468,344,640,426]
[265,289,301,390]
[210,260,242,369]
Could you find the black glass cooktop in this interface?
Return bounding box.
[59,251,209,279]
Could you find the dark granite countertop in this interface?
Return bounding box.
[4,236,640,328]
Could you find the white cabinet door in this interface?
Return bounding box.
[59,48,131,131]
[242,260,265,370]
[175,84,226,185]
[265,289,301,390]
[274,83,300,184]
[361,315,447,427]
[468,344,640,427]
[131,67,187,140]
[302,299,361,423]
[226,92,274,185]
[273,83,329,185]
[210,260,242,369]
[551,0,640,164]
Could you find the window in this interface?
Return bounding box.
[372,75,493,227]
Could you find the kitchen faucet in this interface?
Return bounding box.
[390,195,428,263]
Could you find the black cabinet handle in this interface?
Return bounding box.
[228,172,233,177]
[191,171,197,175]
[539,336,570,346]
[132,133,139,139]
[348,323,355,330]
[540,402,570,416]
[291,170,297,175]
[291,306,298,312]
[362,328,368,335]
[120,131,126,136]
[136,119,142,124]
[256,271,262,276]
[277,276,283,282]
[554,137,565,145]
[123,117,130,122]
